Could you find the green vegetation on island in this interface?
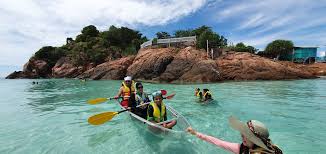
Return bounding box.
[34,25,148,67]
[257,40,294,59]
[229,42,258,54]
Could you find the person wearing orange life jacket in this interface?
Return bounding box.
[114,76,135,108]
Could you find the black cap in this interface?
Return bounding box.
[136,82,142,88]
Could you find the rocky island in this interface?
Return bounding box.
[6,25,326,83]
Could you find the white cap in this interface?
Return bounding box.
[124,76,132,81]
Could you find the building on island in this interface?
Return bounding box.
[282,46,318,64]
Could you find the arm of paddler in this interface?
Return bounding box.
[186,127,240,154]
[114,87,123,99]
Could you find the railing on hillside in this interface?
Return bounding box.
[140,40,153,48]
[157,36,196,44]
[140,36,196,48]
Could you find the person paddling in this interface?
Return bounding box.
[147,91,177,129]
[195,88,203,100]
[202,88,212,101]
[133,82,150,119]
[114,76,136,108]
[187,116,283,154]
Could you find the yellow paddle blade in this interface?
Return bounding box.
[87,98,109,105]
[88,112,118,125]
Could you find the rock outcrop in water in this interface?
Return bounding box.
[6,58,50,79]
[7,46,326,82]
[216,52,317,80]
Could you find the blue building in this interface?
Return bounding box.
[283,46,318,64]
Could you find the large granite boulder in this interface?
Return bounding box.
[216,52,316,80]
[52,57,89,78]
[176,59,222,83]
[6,58,51,79]
[23,58,51,78]
[126,48,178,80]
[158,47,208,82]
[78,56,135,80]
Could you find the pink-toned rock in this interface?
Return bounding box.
[216,52,316,80]
[22,58,51,78]
[5,71,37,79]
[126,48,178,80]
[6,58,50,78]
[303,63,326,76]
[52,57,87,78]
[158,47,208,82]
[176,59,222,83]
[78,56,135,80]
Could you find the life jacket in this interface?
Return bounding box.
[122,80,135,101]
[203,91,212,98]
[196,91,202,97]
[147,101,166,122]
[135,92,149,105]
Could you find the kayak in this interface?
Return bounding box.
[116,99,191,139]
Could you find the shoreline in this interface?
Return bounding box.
[4,76,325,84]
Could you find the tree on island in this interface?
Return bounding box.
[156,32,171,39]
[229,42,258,54]
[34,25,148,66]
[265,40,294,60]
[34,46,66,67]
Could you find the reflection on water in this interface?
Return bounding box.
[25,80,88,112]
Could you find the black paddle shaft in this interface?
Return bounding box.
[117,102,150,114]
[118,109,129,114]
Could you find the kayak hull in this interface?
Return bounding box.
[117,100,190,139]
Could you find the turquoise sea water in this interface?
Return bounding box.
[0,78,325,154]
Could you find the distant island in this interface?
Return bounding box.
[6,25,326,83]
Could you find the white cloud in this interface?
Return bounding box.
[236,13,265,30]
[50,0,206,26]
[215,0,326,49]
[0,0,206,66]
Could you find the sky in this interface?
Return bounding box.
[1,0,326,70]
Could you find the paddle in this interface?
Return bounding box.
[164,93,176,100]
[87,89,168,105]
[88,102,150,125]
[87,97,116,105]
